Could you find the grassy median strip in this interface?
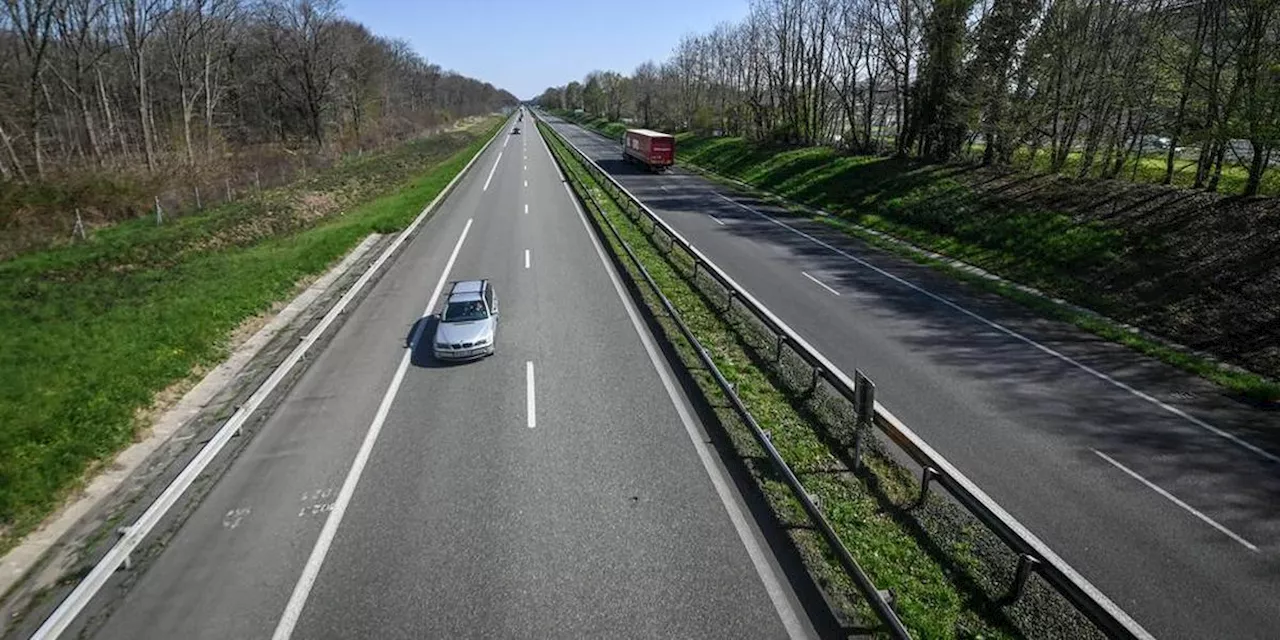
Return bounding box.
[0,117,503,554]
[542,121,1103,639]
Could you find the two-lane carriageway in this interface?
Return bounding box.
[51,116,816,640]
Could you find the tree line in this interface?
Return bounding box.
[536,0,1279,196]
[0,0,517,182]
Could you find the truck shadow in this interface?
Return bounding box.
[594,157,666,178]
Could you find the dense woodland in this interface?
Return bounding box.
[0,0,516,181]
[536,0,1280,196]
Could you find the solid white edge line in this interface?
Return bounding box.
[801,271,840,296]
[1093,450,1258,552]
[557,178,809,640]
[714,192,1280,466]
[483,151,503,191]
[526,361,536,429]
[533,123,568,183]
[272,218,475,640]
[29,114,510,640]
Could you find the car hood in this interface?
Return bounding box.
[434,319,494,345]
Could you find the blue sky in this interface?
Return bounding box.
[340,0,750,100]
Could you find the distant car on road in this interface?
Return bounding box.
[512,125,521,134]
[433,280,499,361]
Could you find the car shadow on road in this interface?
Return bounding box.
[406,315,450,369]
[406,315,494,369]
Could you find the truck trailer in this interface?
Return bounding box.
[622,129,675,172]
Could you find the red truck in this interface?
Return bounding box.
[622,129,676,172]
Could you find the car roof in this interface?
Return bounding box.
[446,279,488,303]
[450,279,485,294]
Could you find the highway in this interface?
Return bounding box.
[42,114,818,640]
[542,113,1280,640]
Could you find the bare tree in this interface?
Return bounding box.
[1,0,516,197]
[260,0,340,147]
[112,0,168,171]
[4,0,58,178]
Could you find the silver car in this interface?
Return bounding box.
[432,279,498,361]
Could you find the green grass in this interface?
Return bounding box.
[0,117,503,552]
[1007,147,1280,197]
[556,108,1278,197]
[541,119,1099,639]
[677,136,1127,291]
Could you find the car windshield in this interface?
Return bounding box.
[443,300,488,322]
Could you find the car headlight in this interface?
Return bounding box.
[434,342,448,349]
[474,339,489,346]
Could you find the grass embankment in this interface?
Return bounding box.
[1010,147,1279,197]
[0,120,488,261]
[541,120,1098,639]
[554,110,1280,403]
[0,117,503,553]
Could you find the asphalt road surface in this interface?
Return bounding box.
[542,113,1280,640]
[56,114,816,640]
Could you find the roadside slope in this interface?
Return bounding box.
[0,118,502,555]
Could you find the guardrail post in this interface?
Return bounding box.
[853,370,875,472]
[723,288,736,314]
[918,467,938,506]
[774,335,786,362]
[1009,554,1041,602]
[115,527,134,570]
[878,589,896,608]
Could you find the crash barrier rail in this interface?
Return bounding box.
[536,112,1154,640]
[539,120,911,638]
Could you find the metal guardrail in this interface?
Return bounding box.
[538,120,912,639]
[537,112,1155,640]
